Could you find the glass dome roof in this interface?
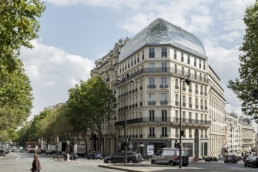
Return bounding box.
[119,18,206,62]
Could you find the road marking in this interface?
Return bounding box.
[16,155,20,161]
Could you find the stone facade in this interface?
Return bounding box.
[90,18,226,158]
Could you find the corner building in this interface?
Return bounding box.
[90,18,226,158]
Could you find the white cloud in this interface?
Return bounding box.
[217,31,242,42]
[218,0,254,31]
[44,0,146,9]
[20,40,95,118]
[118,0,214,34]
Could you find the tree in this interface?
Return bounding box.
[0,57,33,134]
[0,0,46,70]
[228,1,258,122]
[67,75,117,153]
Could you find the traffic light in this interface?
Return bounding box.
[128,138,131,145]
[174,139,178,148]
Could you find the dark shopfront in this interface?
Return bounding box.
[131,139,172,155]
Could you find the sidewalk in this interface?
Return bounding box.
[98,163,205,172]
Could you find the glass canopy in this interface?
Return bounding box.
[119,18,206,62]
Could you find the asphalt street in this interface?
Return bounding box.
[0,152,257,172]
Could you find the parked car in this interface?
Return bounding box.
[45,150,54,155]
[151,148,189,166]
[94,152,103,160]
[245,156,258,168]
[224,153,237,164]
[104,151,140,164]
[0,149,6,157]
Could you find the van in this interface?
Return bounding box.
[151,148,188,166]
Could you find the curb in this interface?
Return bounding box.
[98,165,145,172]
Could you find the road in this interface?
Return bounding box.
[0,152,257,172]
[0,152,118,172]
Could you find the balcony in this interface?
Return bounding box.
[148,85,156,88]
[160,100,168,105]
[148,135,156,138]
[148,101,156,105]
[160,84,168,88]
[114,117,211,126]
[160,134,168,138]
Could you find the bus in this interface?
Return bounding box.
[26,142,38,152]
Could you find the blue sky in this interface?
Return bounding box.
[19,0,256,125]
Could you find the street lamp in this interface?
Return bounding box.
[179,75,191,168]
[117,77,135,164]
[138,111,142,153]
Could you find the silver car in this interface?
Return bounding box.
[151,148,188,166]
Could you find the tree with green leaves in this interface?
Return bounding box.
[0,0,46,70]
[0,57,33,134]
[228,1,258,122]
[67,75,117,153]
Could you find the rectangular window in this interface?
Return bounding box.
[199,60,201,68]
[149,93,155,101]
[149,110,155,122]
[149,48,155,58]
[175,94,178,102]
[161,77,167,85]
[162,63,167,72]
[162,127,167,136]
[188,69,190,77]
[181,52,184,62]
[149,78,155,86]
[175,64,177,73]
[194,71,197,79]
[194,58,196,67]
[149,63,154,72]
[200,73,202,81]
[189,97,192,104]
[203,61,205,70]
[182,67,184,76]
[161,93,167,101]
[187,55,190,64]
[142,50,144,60]
[195,84,198,92]
[162,110,167,122]
[162,47,167,57]
[175,79,179,87]
[149,127,155,136]
[174,50,177,59]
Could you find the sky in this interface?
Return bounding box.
[19,0,256,123]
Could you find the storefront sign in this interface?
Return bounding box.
[147,145,154,155]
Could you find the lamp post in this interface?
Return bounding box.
[138,111,142,153]
[179,75,191,168]
[117,77,135,164]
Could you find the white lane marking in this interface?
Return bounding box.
[16,155,20,161]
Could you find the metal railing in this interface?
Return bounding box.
[115,117,211,126]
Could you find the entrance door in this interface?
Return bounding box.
[194,129,199,158]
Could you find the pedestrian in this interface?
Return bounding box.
[30,153,41,172]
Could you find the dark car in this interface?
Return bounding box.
[0,149,6,157]
[45,150,54,155]
[224,154,237,164]
[104,151,140,164]
[245,156,258,168]
[94,152,103,160]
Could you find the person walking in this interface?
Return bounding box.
[30,153,41,172]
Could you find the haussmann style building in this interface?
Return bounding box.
[90,18,227,159]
